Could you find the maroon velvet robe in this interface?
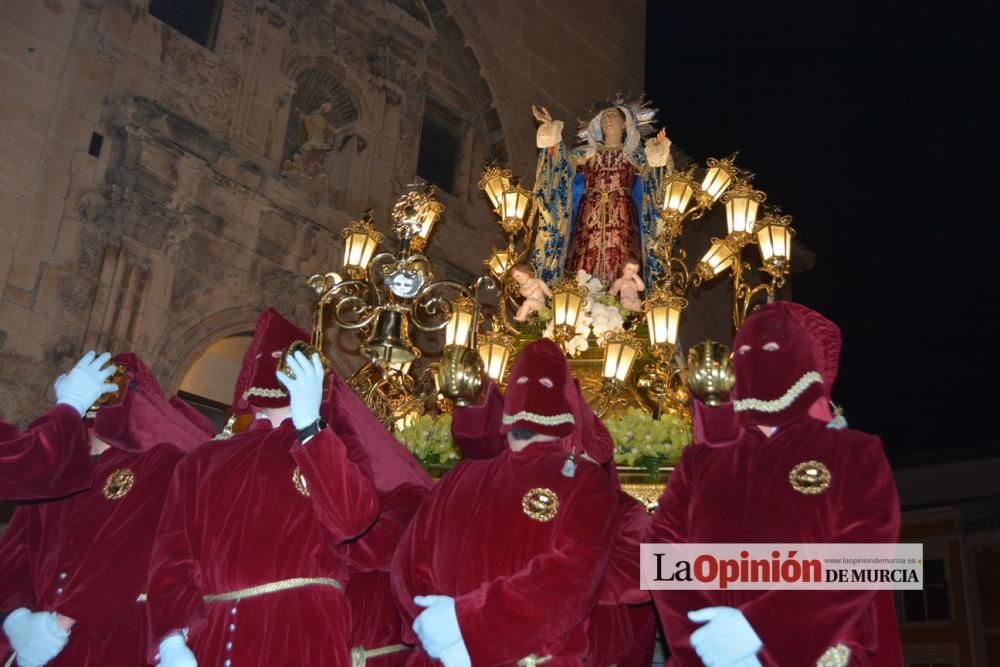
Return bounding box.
[0,405,91,500]
[0,443,183,665]
[649,418,903,666]
[392,441,618,666]
[587,492,657,667]
[346,483,428,665]
[145,419,379,665]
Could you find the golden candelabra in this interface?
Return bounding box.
[306,148,796,434]
[691,176,795,329]
[308,185,494,429]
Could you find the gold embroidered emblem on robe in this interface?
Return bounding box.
[522,487,559,522]
[789,460,832,495]
[292,466,310,497]
[103,468,135,500]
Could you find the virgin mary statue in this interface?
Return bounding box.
[530,98,672,287]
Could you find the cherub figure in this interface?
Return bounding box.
[609,258,645,312]
[511,263,552,322]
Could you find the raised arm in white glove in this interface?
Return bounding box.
[688,606,762,667]
[275,351,325,432]
[412,595,471,667]
[53,351,118,417]
[158,632,197,667]
[3,608,69,667]
[532,105,564,149]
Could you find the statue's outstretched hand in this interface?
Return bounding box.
[531,105,553,124]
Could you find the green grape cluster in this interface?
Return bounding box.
[394,414,462,467]
[604,408,693,475]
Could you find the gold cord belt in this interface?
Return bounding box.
[203,576,343,602]
[517,655,552,667]
[351,644,412,667]
[595,188,628,204]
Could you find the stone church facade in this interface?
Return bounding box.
[0,0,646,422]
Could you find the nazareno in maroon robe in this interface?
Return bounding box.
[451,375,656,667]
[0,444,184,665]
[0,404,92,501]
[392,441,618,666]
[145,419,379,665]
[0,353,213,666]
[326,328,434,666]
[345,483,429,666]
[649,302,903,666]
[585,491,657,667]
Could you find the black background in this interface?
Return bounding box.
[645,1,996,464]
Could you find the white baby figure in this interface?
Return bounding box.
[511,264,553,322]
[609,259,645,312]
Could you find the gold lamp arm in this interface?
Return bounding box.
[409,280,477,333]
[735,271,783,329]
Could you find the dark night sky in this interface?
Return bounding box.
[645,1,996,465]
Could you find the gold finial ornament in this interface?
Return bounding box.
[438,345,484,408]
[789,460,832,495]
[391,186,444,248]
[278,341,332,379]
[87,363,128,418]
[103,468,135,500]
[686,341,736,406]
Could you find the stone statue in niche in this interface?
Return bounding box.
[282,102,336,180]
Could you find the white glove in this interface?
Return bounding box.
[3,608,69,667]
[158,632,197,667]
[275,351,325,431]
[438,640,472,667]
[688,607,762,667]
[412,595,469,664]
[728,656,763,667]
[54,351,118,416]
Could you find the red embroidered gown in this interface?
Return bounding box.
[565,149,642,287]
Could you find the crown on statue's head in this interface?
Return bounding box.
[576,93,659,143]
